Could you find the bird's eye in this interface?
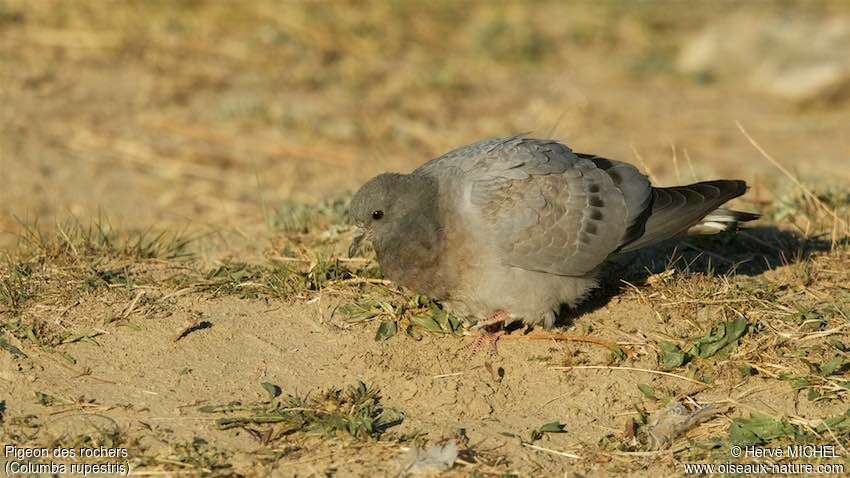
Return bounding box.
[371,210,384,220]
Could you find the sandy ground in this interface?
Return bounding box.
[2,2,850,477]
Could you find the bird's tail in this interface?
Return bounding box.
[686,208,761,235]
[619,180,759,253]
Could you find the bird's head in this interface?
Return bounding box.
[348,173,438,258]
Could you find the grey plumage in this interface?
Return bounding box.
[349,136,758,329]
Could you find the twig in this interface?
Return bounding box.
[819,419,850,457]
[683,147,699,181]
[501,332,626,353]
[630,145,656,182]
[735,121,846,229]
[551,365,708,385]
[270,255,371,264]
[431,372,464,379]
[160,286,200,301]
[174,320,212,342]
[120,290,145,319]
[604,449,674,457]
[521,442,581,459]
[659,298,753,306]
[325,278,393,287]
[671,143,681,183]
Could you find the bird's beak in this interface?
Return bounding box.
[348,227,366,258]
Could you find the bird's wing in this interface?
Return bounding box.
[436,136,651,276]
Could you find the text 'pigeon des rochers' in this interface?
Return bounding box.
[349,136,758,345]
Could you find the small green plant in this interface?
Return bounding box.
[0,259,33,314]
[199,381,403,442]
[340,294,464,341]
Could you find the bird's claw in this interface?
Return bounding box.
[469,329,505,356]
[468,309,509,355]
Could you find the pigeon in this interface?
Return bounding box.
[348,136,758,348]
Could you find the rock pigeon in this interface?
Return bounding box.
[348,136,757,343]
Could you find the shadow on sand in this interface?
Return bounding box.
[554,225,847,327]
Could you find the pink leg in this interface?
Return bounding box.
[472,309,509,330]
[468,310,509,355]
[470,329,506,355]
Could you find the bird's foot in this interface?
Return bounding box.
[469,329,506,356]
[468,310,509,355]
[472,309,509,330]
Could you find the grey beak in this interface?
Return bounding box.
[348,227,366,258]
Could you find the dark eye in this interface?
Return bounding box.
[371,210,384,220]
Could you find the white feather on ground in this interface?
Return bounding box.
[399,441,459,475]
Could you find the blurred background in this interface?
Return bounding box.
[1,0,849,249]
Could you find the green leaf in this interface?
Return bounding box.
[815,410,850,434]
[637,383,656,400]
[807,388,821,401]
[729,413,802,446]
[738,363,755,376]
[339,299,384,323]
[538,421,567,433]
[827,338,846,351]
[261,382,282,399]
[691,317,748,358]
[0,336,25,357]
[406,295,427,308]
[374,320,397,341]
[819,356,845,376]
[446,313,462,333]
[428,305,456,333]
[607,346,626,365]
[423,304,463,334]
[409,314,444,334]
[35,391,57,406]
[405,324,423,341]
[529,421,566,441]
[59,330,102,345]
[659,341,686,370]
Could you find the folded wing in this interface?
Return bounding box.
[455,137,650,276]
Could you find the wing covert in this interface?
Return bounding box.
[461,138,632,276]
